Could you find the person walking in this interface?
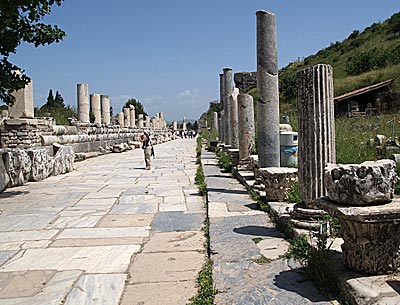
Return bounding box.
[139,131,152,170]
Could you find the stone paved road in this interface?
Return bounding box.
[0,138,205,305]
[202,150,338,305]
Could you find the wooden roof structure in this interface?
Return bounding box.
[334,79,395,102]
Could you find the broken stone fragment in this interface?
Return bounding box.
[324,159,398,205]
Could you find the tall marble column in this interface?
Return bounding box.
[256,10,280,167]
[212,111,219,134]
[238,93,255,161]
[173,120,178,131]
[130,105,135,127]
[77,84,89,123]
[219,73,225,143]
[297,64,336,206]
[138,114,144,128]
[90,94,101,124]
[229,88,239,148]
[118,112,124,127]
[145,115,150,128]
[9,79,34,119]
[182,117,187,131]
[223,68,233,146]
[101,95,110,125]
[123,107,130,127]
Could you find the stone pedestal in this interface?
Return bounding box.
[9,79,34,119]
[101,95,110,125]
[77,84,89,123]
[90,94,101,124]
[318,197,400,274]
[256,11,280,167]
[297,64,335,205]
[238,93,255,161]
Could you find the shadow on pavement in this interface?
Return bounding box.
[0,190,30,199]
[233,225,283,238]
[273,269,333,303]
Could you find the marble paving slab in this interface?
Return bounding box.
[129,251,204,283]
[48,215,102,229]
[64,274,126,305]
[56,227,150,239]
[0,230,59,243]
[152,212,204,232]
[0,215,55,232]
[50,237,144,248]
[0,251,17,267]
[110,202,159,214]
[143,231,204,253]
[97,214,154,227]
[0,270,82,305]
[1,245,139,273]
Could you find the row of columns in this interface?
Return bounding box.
[216,10,336,206]
[77,84,167,129]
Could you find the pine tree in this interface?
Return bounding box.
[47,89,55,107]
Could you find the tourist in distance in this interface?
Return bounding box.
[139,131,152,170]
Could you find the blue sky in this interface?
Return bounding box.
[7,0,399,122]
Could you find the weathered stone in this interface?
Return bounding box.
[9,79,34,119]
[325,159,397,205]
[101,95,111,125]
[256,167,298,201]
[77,84,89,123]
[223,68,233,145]
[297,64,335,205]
[117,112,124,127]
[53,144,74,176]
[256,11,280,167]
[2,149,31,187]
[27,148,54,181]
[238,93,255,161]
[129,105,135,127]
[0,156,9,192]
[123,107,130,127]
[234,72,257,92]
[90,94,101,124]
[230,88,240,149]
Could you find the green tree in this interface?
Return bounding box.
[54,90,64,108]
[47,89,54,106]
[124,98,148,119]
[193,120,198,130]
[0,0,66,105]
[42,89,64,108]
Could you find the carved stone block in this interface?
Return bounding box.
[27,148,54,181]
[2,149,31,187]
[256,167,298,201]
[53,145,74,176]
[325,159,397,206]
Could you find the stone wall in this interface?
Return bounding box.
[0,117,175,192]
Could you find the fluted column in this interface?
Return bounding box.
[77,84,89,123]
[238,93,255,161]
[297,64,336,206]
[130,105,135,127]
[256,10,280,167]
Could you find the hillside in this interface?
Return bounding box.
[278,12,400,105]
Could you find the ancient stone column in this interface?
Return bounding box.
[238,93,255,161]
[212,111,219,134]
[256,10,280,167]
[230,88,239,148]
[145,115,150,128]
[77,84,90,123]
[183,117,187,131]
[101,95,110,125]
[297,64,336,205]
[219,73,225,143]
[138,114,144,128]
[223,68,233,146]
[118,112,124,127]
[9,79,34,118]
[123,107,130,127]
[90,94,101,124]
[151,118,156,128]
[173,120,178,131]
[130,105,135,127]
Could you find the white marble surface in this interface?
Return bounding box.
[0,216,54,231]
[0,270,82,305]
[64,274,126,305]
[0,230,59,243]
[57,227,150,239]
[48,215,102,229]
[1,245,139,273]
